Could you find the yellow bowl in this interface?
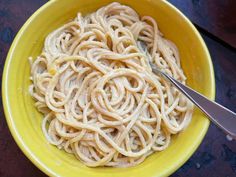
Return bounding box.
[2,0,215,176]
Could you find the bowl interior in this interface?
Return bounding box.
[3,0,215,176]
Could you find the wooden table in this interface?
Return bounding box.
[0,1,236,176]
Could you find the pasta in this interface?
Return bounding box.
[29,2,193,167]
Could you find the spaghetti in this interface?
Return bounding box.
[29,2,193,167]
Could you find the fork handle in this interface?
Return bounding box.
[152,68,236,139]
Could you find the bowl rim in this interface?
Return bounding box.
[2,0,215,176]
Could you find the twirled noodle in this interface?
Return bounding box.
[29,2,193,167]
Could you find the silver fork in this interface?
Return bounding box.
[139,42,236,139]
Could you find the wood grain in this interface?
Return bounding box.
[168,0,236,49]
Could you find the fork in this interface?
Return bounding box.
[139,42,236,139]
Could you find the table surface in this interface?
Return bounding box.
[0,1,236,177]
